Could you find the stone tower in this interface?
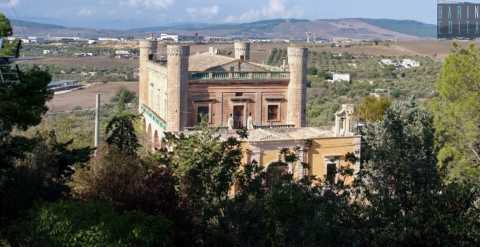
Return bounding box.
[166,45,190,132]
[287,47,308,128]
[234,42,250,61]
[139,40,157,107]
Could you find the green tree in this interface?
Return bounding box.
[157,129,243,246]
[0,13,12,37]
[111,87,137,112]
[357,103,480,245]
[0,13,17,57]
[432,44,480,183]
[355,96,391,122]
[1,131,92,232]
[8,201,173,247]
[105,112,140,156]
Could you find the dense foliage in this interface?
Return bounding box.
[355,96,391,122]
[432,44,480,183]
[8,201,172,247]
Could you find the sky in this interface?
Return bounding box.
[0,0,437,29]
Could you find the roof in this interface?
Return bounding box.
[189,52,236,71]
[188,52,281,72]
[213,127,343,143]
[246,128,336,142]
[48,80,79,86]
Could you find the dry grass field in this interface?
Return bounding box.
[47,81,138,113]
[20,56,137,68]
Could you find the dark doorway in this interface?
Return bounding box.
[233,105,245,129]
[197,106,209,124]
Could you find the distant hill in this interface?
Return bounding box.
[359,19,436,38]
[11,19,65,29]
[11,18,436,40]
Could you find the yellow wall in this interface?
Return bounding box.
[261,150,281,166]
[248,136,360,182]
[309,137,360,181]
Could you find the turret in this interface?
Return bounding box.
[335,104,355,137]
[139,40,157,107]
[287,47,308,128]
[166,45,190,132]
[234,42,250,61]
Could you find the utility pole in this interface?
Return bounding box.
[94,93,101,148]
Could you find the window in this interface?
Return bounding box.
[268,105,279,121]
[438,6,443,19]
[457,6,462,19]
[235,92,243,97]
[326,162,337,184]
[197,106,210,124]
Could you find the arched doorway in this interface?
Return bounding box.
[266,161,289,187]
[147,124,152,148]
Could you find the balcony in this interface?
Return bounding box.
[189,71,290,81]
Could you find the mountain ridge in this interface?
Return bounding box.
[11,18,436,40]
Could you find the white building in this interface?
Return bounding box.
[330,73,351,83]
[43,50,51,55]
[401,59,420,69]
[74,52,94,57]
[115,50,130,56]
[380,59,396,66]
[380,58,420,69]
[159,33,179,42]
[98,37,120,42]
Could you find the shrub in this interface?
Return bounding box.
[8,200,173,247]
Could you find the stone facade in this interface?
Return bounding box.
[139,40,361,182]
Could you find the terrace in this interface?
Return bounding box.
[189,71,290,81]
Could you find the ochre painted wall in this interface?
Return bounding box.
[247,137,360,182]
[309,137,360,181]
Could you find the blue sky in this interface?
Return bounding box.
[0,0,437,29]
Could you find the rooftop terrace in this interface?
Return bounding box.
[189,71,290,81]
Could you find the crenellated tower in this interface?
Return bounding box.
[287,47,308,128]
[234,42,250,61]
[139,40,157,107]
[166,45,190,132]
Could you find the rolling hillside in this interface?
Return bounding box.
[11,18,436,40]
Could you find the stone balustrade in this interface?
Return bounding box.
[189,71,290,81]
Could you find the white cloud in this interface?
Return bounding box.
[225,0,302,22]
[186,5,219,19]
[125,0,174,9]
[77,8,95,17]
